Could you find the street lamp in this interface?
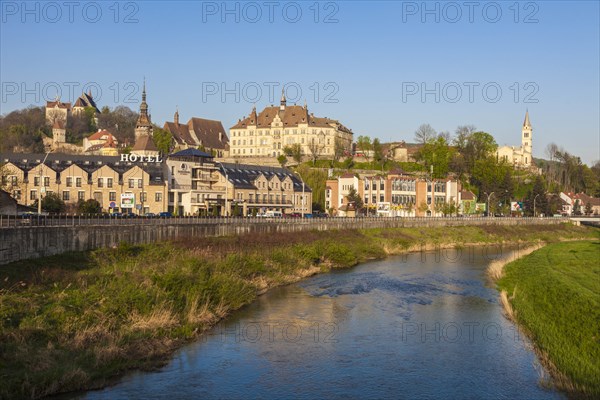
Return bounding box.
[38,151,51,215]
[294,170,305,218]
[533,193,541,217]
[216,162,229,217]
[484,191,495,217]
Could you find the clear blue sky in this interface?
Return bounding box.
[1,1,598,164]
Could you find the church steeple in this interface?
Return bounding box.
[135,78,152,139]
[280,88,286,111]
[521,110,533,167]
[523,109,531,128]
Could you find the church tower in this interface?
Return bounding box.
[521,110,532,166]
[135,79,153,140]
[279,88,286,111]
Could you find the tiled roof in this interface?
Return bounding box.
[164,118,229,150]
[220,163,311,192]
[88,129,114,141]
[170,148,214,158]
[231,105,353,134]
[132,135,158,152]
[73,92,100,113]
[46,101,71,109]
[460,190,476,201]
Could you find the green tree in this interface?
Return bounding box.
[36,193,66,214]
[414,135,453,178]
[277,154,288,167]
[372,138,384,167]
[283,144,302,163]
[463,131,497,171]
[77,199,101,214]
[585,201,593,215]
[153,127,173,154]
[346,185,364,211]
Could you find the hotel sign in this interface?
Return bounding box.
[121,193,135,209]
[120,154,163,163]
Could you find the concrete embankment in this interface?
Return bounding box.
[0,217,571,265]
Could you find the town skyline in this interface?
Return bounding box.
[1,1,598,165]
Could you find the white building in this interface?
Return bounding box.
[497,111,533,167]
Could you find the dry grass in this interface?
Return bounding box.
[129,304,177,331]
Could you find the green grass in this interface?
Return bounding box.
[498,240,600,397]
[0,224,596,399]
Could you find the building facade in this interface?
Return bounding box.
[1,153,167,214]
[163,111,229,157]
[229,93,353,160]
[497,111,533,168]
[326,171,461,217]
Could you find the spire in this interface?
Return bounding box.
[174,107,179,125]
[280,88,286,111]
[523,109,531,127]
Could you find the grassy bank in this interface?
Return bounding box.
[0,223,595,399]
[498,240,600,398]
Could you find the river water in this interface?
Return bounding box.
[79,246,561,399]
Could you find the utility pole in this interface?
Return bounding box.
[38,151,51,215]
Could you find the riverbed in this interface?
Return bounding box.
[77,246,561,399]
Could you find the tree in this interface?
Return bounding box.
[418,201,430,214]
[572,200,582,216]
[372,138,384,167]
[283,143,302,163]
[277,154,288,167]
[346,185,364,211]
[453,125,477,150]
[152,127,173,154]
[524,176,546,216]
[462,131,497,171]
[414,135,453,178]
[333,137,347,164]
[35,193,66,214]
[414,124,436,144]
[356,136,372,161]
[77,199,101,214]
[307,133,325,166]
[0,163,17,191]
[585,201,593,216]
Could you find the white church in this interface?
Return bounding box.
[497,111,533,168]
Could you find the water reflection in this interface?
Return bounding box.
[79,246,562,399]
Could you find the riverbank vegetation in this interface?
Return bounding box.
[0,223,596,399]
[498,240,600,398]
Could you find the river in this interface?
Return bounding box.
[77,246,561,399]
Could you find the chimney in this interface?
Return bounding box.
[174,110,179,125]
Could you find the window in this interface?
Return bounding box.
[30,190,37,200]
[62,191,70,201]
[13,190,21,200]
[34,177,40,186]
[380,194,384,202]
[155,192,162,202]
[76,177,82,188]
[44,177,50,187]
[98,178,103,188]
[78,191,85,200]
[380,181,384,190]
[107,178,113,188]
[66,177,72,187]
[109,192,116,201]
[128,179,134,188]
[137,179,143,189]
[141,192,147,202]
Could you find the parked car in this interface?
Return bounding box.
[144,212,157,218]
[159,212,172,218]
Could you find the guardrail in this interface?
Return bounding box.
[0,214,573,228]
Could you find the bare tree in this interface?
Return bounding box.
[307,132,326,166]
[333,136,346,163]
[453,125,476,150]
[414,124,436,144]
